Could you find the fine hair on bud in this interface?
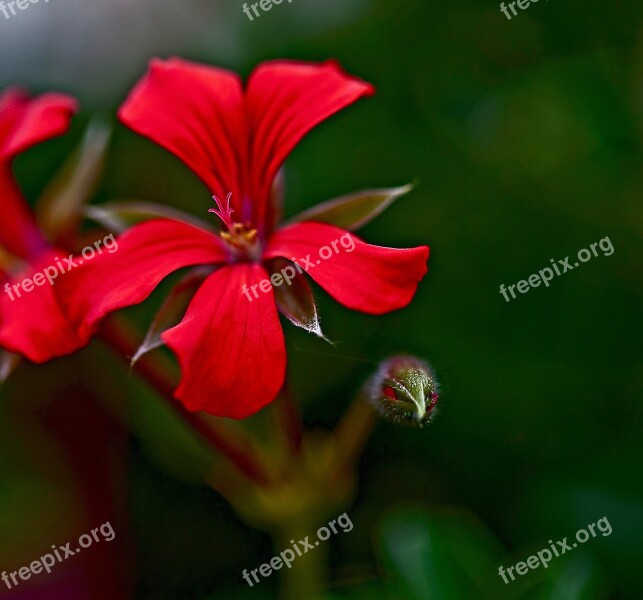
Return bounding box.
[364,355,439,427]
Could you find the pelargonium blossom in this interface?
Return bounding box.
[0,88,90,362]
[60,58,429,418]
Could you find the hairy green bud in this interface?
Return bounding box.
[364,355,439,427]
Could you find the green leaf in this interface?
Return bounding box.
[36,120,111,240]
[130,267,211,366]
[377,506,506,600]
[286,184,414,231]
[527,554,606,600]
[85,200,214,234]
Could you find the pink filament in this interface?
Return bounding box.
[209,193,235,232]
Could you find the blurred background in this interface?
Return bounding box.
[1,0,641,598]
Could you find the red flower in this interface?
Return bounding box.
[0,88,89,363]
[61,58,429,418]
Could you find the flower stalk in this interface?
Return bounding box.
[96,321,436,598]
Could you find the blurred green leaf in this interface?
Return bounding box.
[377,506,505,600]
[85,199,214,233]
[36,120,111,241]
[286,184,414,231]
[526,553,607,600]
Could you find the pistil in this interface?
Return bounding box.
[209,193,260,260]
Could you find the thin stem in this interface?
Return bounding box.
[275,380,303,456]
[333,392,377,474]
[98,315,272,486]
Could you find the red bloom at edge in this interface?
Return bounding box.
[0,88,89,362]
[60,58,429,418]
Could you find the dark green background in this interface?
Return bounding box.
[1,0,641,598]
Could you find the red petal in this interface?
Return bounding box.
[0,88,78,159]
[161,264,286,419]
[0,88,77,258]
[0,251,89,362]
[245,60,375,230]
[117,58,248,215]
[0,163,48,259]
[264,222,429,314]
[118,59,374,232]
[59,219,229,338]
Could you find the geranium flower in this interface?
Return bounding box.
[61,58,429,418]
[0,88,90,363]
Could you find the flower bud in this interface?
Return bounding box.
[364,355,439,427]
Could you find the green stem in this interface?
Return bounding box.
[334,392,377,475]
[277,519,329,600]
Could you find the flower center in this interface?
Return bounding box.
[209,193,261,261]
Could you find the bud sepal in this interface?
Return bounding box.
[364,355,439,427]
